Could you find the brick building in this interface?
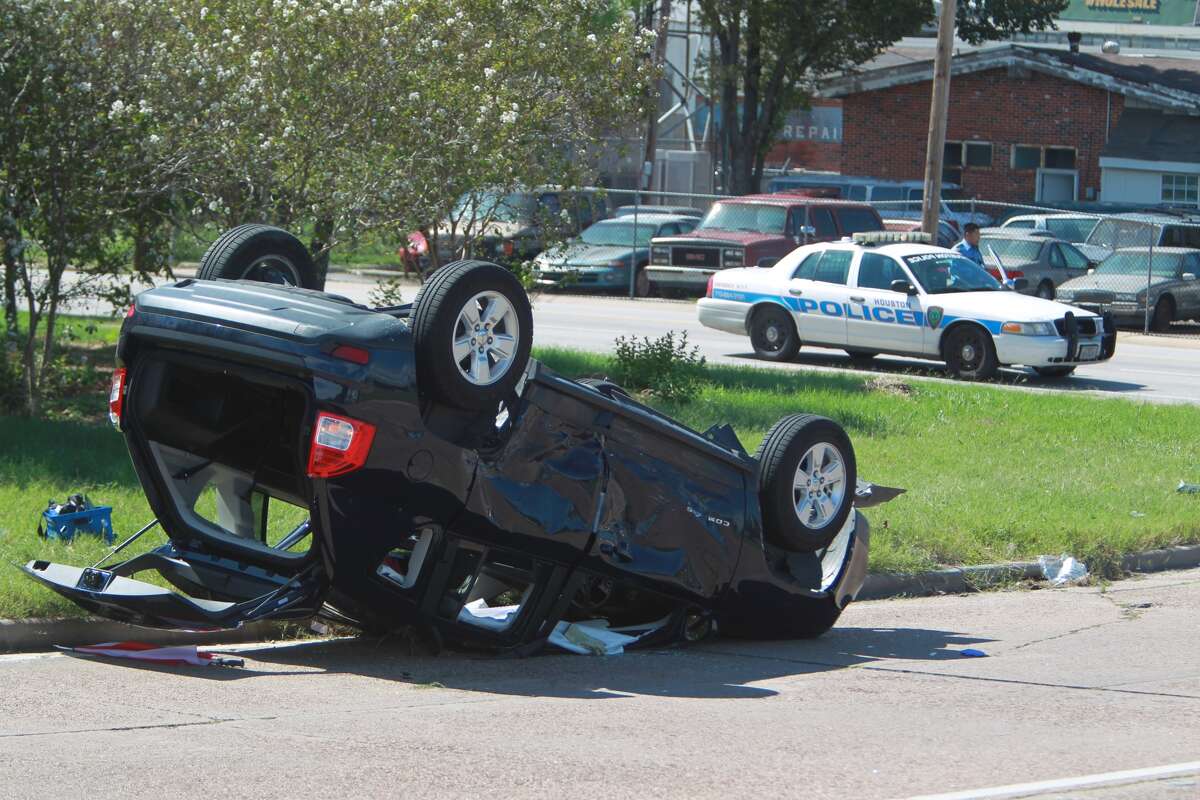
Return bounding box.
[821,45,1200,205]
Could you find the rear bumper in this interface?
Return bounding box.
[697,298,751,336]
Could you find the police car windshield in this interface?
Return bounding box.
[903,252,1002,294]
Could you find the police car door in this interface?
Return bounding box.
[787,248,853,346]
[847,252,925,353]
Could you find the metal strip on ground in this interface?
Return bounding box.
[900,760,1200,800]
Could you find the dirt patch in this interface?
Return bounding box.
[863,376,915,397]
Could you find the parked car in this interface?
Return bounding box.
[426,188,608,268]
[1056,247,1200,331]
[883,218,958,249]
[999,213,1099,245]
[646,196,884,294]
[1077,212,1200,263]
[697,232,1116,380]
[978,230,1093,299]
[22,226,902,650]
[612,204,703,219]
[765,174,992,229]
[532,213,698,296]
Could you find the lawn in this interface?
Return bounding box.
[173,224,407,269]
[2,331,1199,619]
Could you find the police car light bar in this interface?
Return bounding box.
[852,231,933,245]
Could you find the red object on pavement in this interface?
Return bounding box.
[57,641,244,667]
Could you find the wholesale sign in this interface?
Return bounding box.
[1060,0,1198,24]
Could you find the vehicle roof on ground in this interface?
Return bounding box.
[591,212,695,225]
[715,195,876,209]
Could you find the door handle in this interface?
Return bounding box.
[788,287,803,296]
[850,295,865,303]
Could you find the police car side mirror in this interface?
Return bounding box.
[1012,277,1029,292]
[890,279,918,295]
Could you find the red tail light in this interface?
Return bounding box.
[502,239,515,257]
[307,412,376,478]
[108,368,127,429]
[706,274,715,298]
[987,268,1024,281]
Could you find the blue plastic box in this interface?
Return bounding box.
[41,506,115,544]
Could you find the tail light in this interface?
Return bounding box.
[706,274,715,298]
[502,239,515,257]
[307,412,376,478]
[108,368,127,429]
[987,268,1024,281]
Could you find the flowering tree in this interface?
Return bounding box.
[0,0,650,414]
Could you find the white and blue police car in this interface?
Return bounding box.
[697,232,1116,380]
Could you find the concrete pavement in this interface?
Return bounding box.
[60,269,1200,404]
[2,568,1198,799]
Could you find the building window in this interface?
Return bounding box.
[1162,174,1199,206]
[1011,145,1076,171]
[944,141,992,169]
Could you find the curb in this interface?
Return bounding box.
[4,545,1198,653]
[0,618,290,654]
[857,543,1200,600]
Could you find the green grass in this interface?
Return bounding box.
[2,337,1198,619]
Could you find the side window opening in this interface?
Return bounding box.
[792,252,822,280]
[812,250,852,285]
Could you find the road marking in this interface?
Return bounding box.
[900,760,1200,800]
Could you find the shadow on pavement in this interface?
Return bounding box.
[724,350,1147,395]
[61,625,993,700]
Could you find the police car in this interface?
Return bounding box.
[697,232,1117,380]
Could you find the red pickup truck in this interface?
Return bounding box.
[645,196,884,294]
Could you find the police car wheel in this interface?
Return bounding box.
[750,306,799,362]
[943,325,998,381]
[756,414,856,553]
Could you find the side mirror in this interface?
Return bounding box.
[1012,277,1029,292]
[890,279,918,295]
[757,257,780,269]
[1183,272,1197,281]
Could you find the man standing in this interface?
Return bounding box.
[954,223,983,265]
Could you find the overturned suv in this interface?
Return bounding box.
[24,225,898,651]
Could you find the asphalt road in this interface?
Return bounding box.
[3,568,1198,799]
[61,270,1200,404]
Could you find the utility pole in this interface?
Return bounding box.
[921,0,956,236]
[641,0,672,195]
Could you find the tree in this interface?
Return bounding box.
[696,0,1068,196]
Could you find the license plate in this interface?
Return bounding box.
[1077,344,1100,361]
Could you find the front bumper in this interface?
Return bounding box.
[697,298,751,336]
[646,265,715,290]
[995,332,1114,367]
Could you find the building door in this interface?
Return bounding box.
[1037,169,1078,203]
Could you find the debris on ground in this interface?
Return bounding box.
[56,641,244,667]
[863,376,914,396]
[960,648,988,658]
[1177,480,1200,494]
[1038,554,1089,586]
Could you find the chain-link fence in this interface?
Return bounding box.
[577,187,1200,336]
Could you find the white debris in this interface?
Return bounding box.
[1038,554,1089,586]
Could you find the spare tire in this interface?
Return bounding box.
[198,224,321,290]
[756,414,856,552]
[411,260,533,411]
